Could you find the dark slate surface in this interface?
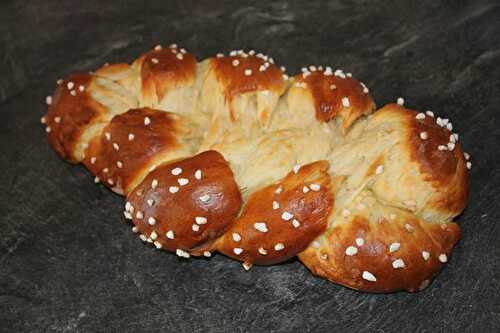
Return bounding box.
[1,1,499,332]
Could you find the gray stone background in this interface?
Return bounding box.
[1,1,499,332]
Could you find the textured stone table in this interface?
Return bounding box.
[1,1,499,332]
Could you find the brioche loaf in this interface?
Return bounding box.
[42,45,470,292]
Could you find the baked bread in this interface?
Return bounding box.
[41,45,470,292]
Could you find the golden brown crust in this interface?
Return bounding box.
[375,104,469,215]
[135,45,197,103]
[215,161,334,266]
[42,46,470,293]
[405,107,469,214]
[292,69,375,131]
[387,104,464,183]
[125,150,242,254]
[44,73,98,162]
[83,108,186,194]
[299,213,460,293]
[210,53,287,100]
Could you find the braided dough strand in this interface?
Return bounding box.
[42,45,469,292]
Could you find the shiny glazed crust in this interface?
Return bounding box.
[42,46,470,292]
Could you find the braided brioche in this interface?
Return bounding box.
[41,44,470,292]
